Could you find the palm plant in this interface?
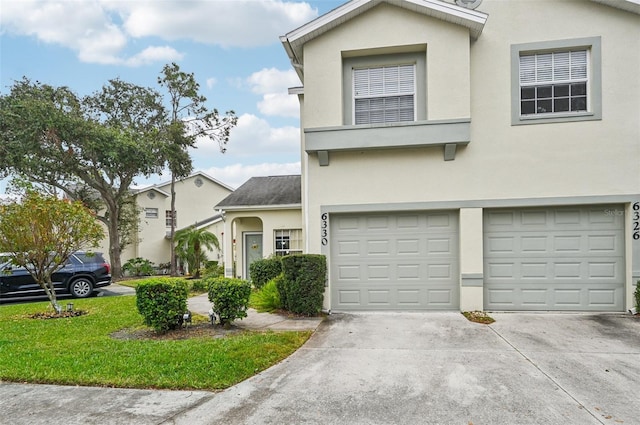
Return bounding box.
[174,226,220,278]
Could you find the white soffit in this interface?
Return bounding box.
[281,0,488,71]
[590,0,640,15]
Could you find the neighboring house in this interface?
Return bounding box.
[216,175,302,280]
[115,172,233,272]
[280,0,640,312]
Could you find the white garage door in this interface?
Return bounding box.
[484,205,625,311]
[330,211,459,311]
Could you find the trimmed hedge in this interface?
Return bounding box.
[135,278,189,332]
[281,254,326,316]
[635,280,640,312]
[207,277,252,325]
[249,257,282,289]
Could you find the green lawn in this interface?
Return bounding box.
[0,296,311,390]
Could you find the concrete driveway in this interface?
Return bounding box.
[1,312,639,425]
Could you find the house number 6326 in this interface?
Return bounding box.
[321,213,328,246]
[633,202,640,240]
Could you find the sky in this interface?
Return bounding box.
[0,0,346,194]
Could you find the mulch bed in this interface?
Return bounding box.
[30,310,88,319]
[110,322,245,341]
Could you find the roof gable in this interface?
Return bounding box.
[281,0,488,77]
[590,0,640,14]
[216,175,301,209]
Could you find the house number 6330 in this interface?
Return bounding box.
[633,202,640,240]
[321,213,328,246]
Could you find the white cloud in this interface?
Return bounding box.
[120,0,317,48]
[124,46,184,67]
[193,113,299,158]
[206,78,217,89]
[247,68,300,117]
[203,162,301,189]
[0,0,318,65]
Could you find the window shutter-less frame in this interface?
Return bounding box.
[519,49,589,115]
[354,64,415,124]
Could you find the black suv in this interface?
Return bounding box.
[0,251,112,301]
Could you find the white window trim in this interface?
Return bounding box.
[342,50,427,125]
[274,229,303,256]
[144,208,158,219]
[352,64,417,125]
[511,37,601,126]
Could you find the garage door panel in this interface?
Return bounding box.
[331,211,458,311]
[484,205,624,311]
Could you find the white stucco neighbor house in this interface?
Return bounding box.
[279,0,640,312]
[216,175,302,280]
[116,171,234,271]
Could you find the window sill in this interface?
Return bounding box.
[513,111,600,126]
[304,119,470,165]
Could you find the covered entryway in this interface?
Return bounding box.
[330,211,459,311]
[483,205,625,311]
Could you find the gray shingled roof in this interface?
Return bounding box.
[216,175,301,208]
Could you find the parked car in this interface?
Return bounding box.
[0,251,112,301]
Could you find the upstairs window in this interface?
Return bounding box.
[511,37,601,125]
[519,50,588,116]
[145,208,158,219]
[353,64,416,125]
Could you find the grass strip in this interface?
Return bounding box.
[0,296,310,390]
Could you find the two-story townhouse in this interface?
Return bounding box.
[113,171,234,272]
[281,0,640,312]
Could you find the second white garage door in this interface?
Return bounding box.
[484,205,625,311]
[330,211,459,311]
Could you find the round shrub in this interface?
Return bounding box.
[206,277,252,325]
[135,277,189,332]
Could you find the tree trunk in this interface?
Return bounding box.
[105,197,123,279]
[169,174,177,276]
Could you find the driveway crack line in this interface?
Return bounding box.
[488,325,605,425]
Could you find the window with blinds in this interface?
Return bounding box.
[353,64,416,125]
[519,50,588,115]
[274,229,303,256]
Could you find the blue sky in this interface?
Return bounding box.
[0,0,345,193]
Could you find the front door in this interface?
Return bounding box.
[244,233,263,280]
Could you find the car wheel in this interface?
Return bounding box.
[69,278,94,298]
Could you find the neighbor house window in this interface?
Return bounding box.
[165,210,176,227]
[353,64,416,125]
[145,208,158,219]
[511,37,601,125]
[274,229,303,256]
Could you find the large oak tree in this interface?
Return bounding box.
[0,78,169,278]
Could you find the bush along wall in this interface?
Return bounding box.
[635,280,640,312]
[206,277,252,326]
[135,278,189,333]
[281,254,326,316]
[249,257,283,289]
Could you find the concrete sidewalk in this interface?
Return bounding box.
[2,312,638,425]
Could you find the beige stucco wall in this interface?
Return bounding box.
[303,2,471,129]
[221,208,303,279]
[302,0,639,246]
[98,173,232,272]
[296,0,639,310]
